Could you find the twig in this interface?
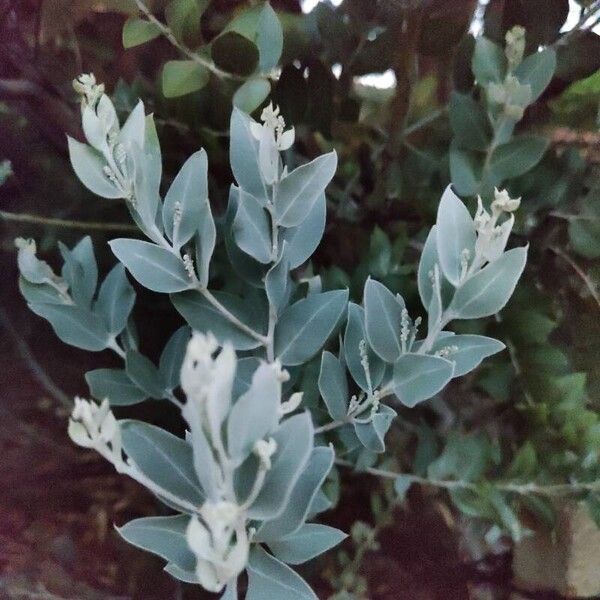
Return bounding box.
[402,108,446,138]
[551,246,600,310]
[134,0,243,81]
[1,210,139,233]
[335,458,600,497]
[0,307,71,408]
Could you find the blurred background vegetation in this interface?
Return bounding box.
[1,0,600,598]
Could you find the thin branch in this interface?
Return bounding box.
[134,0,244,82]
[0,307,71,408]
[200,287,268,346]
[1,210,139,233]
[551,246,600,310]
[402,107,446,138]
[335,458,600,497]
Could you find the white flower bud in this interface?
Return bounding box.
[186,503,249,593]
[253,437,278,469]
[280,391,303,415]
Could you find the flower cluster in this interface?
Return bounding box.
[250,102,295,184]
[68,397,122,462]
[473,187,521,266]
[487,26,531,121]
[72,72,137,200]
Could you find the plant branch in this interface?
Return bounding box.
[134,0,244,82]
[335,458,600,497]
[199,287,269,346]
[551,246,600,310]
[1,210,139,232]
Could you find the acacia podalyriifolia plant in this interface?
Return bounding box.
[14,71,527,598]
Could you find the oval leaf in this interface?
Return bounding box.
[110,239,192,293]
[274,290,348,366]
[392,353,454,407]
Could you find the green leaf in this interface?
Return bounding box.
[165,0,207,42]
[18,278,63,305]
[233,79,271,113]
[274,152,337,227]
[163,563,199,585]
[318,351,348,421]
[109,239,192,293]
[162,60,209,98]
[246,546,317,600]
[428,432,493,482]
[117,515,195,571]
[430,334,505,377]
[227,363,281,463]
[472,36,506,85]
[67,137,122,199]
[489,489,523,541]
[449,143,481,196]
[274,290,348,366]
[394,475,413,500]
[125,351,166,399]
[393,353,454,407]
[268,523,346,565]
[449,246,528,319]
[194,198,216,289]
[233,190,272,263]
[257,3,283,72]
[85,368,147,405]
[418,226,454,309]
[122,17,161,48]
[257,446,334,542]
[281,193,326,269]
[265,250,290,313]
[171,289,264,350]
[436,185,476,287]
[163,150,209,250]
[212,31,259,76]
[354,404,397,453]
[120,420,205,506]
[248,413,313,520]
[344,303,385,392]
[29,303,110,351]
[489,135,549,182]
[363,278,404,363]
[230,110,269,203]
[585,494,600,528]
[569,217,600,259]
[514,48,556,103]
[67,237,98,308]
[159,326,190,391]
[449,92,491,151]
[95,263,135,335]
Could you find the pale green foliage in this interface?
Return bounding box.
[15,61,527,597]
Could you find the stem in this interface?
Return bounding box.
[134,0,244,82]
[200,287,268,346]
[0,210,138,232]
[265,196,280,363]
[96,445,201,514]
[315,419,349,435]
[153,227,269,347]
[335,458,600,498]
[0,306,71,408]
[402,108,446,138]
[417,309,453,355]
[107,337,126,359]
[551,246,600,310]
